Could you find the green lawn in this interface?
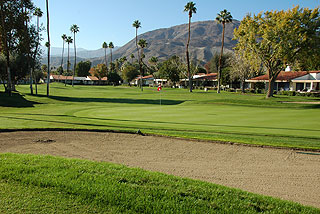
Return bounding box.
[1,83,320,150]
[0,153,319,214]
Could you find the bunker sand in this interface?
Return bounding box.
[0,131,319,208]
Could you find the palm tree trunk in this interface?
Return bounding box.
[104,48,107,65]
[186,16,192,92]
[46,0,50,97]
[66,44,70,86]
[60,40,65,82]
[72,33,76,87]
[217,23,225,94]
[32,16,41,95]
[135,28,143,91]
[24,7,33,95]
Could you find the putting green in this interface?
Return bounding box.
[0,83,319,149]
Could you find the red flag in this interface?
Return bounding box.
[157,84,162,91]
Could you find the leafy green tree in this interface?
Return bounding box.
[148,56,159,73]
[0,0,37,95]
[208,53,230,74]
[216,9,232,93]
[234,7,320,98]
[70,24,79,87]
[130,53,135,63]
[184,2,196,92]
[107,71,122,86]
[122,64,139,86]
[102,42,108,66]
[157,56,181,86]
[91,63,107,85]
[230,53,254,92]
[76,61,91,77]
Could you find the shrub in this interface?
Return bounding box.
[280,91,296,96]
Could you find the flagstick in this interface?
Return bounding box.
[160,88,162,111]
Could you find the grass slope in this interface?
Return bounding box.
[0,83,320,150]
[0,153,319,213]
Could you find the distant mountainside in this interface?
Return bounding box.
[43,20,239,68]
[98,20,240,66]
[41,46,119,59]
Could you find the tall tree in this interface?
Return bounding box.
[65,36,73,86]
[216,9,232,93]
[70,24,79,87]
[234,7,320,98]
[184,2,196,92]
[59,34,67,82]
[76,60,91,77]
[102,41,108,66]
[22,1,36,95]
[132,20,142,90]
[130,54,135,64]
[45,0,50,96]
[0,1,35,95]
[91,64,107,85]
[32,7,43,95]
[108,42,114,64]
[0,1,12,95]
[138,39,148,91]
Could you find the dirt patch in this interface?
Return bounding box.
[0,131,319,208]
[281,101,320,104]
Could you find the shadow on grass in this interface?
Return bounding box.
[0,92,41,107]
[35,94,184,105]
[0,115,320,145]
[3,113,320,142]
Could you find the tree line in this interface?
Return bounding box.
[1,1,320,99]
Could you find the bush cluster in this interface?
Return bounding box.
[279,91,320,97]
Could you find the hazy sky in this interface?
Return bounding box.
[32,0,319,50]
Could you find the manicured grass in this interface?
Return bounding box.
[0,83,320,150]
[0,153,319,213]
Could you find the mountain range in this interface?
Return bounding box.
[42,20,240,68]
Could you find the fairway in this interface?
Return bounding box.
[0,83,319,150]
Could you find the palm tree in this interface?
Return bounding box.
[46,0,50,97]
[132,20,141,59]
[130,54,135,64]
[184,2,196,93]
[70,24,79,87]
[33,7,43,95]
[65,36,73,86]
[108,42,114,63]
[59,34,67,82]
[138,39,148,91]
[216,9,232,93]
[102,42,108,66]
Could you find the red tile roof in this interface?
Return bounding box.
[194,73,218,80]
[51,75,73,80]
[249,71,320,81]
[136,75,154,80]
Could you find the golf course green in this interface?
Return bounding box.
[1,83,319,150]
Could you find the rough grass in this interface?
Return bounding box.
[0,153,319,214]
[0,83,319,150]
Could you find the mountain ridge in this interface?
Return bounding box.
[42,20,239,68]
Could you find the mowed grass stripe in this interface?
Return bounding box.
[0,153,319,213]
[0,83,319,149]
